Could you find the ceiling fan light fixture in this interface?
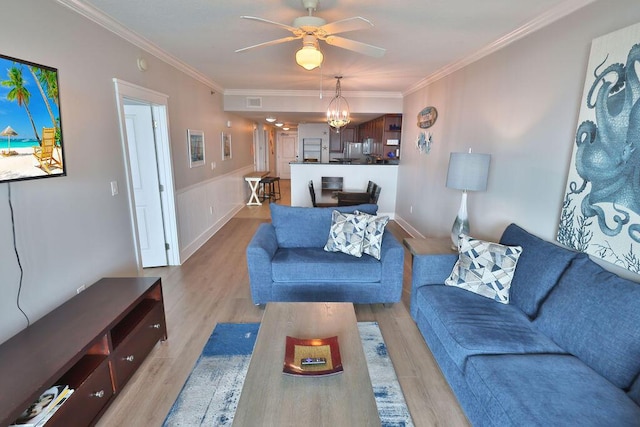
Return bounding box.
[296,35,323,70]
[327,76,350,132]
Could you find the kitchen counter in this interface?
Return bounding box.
[290,162,398,217]
[292,159,400,165]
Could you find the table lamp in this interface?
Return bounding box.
[446,150,491,249]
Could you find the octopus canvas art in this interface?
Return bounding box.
[558,23,640,273]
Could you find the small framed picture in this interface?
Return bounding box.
[188,129,205,168]
[222,132,232,160]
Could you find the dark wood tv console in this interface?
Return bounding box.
[0,277,167,426]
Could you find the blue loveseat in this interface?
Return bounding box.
[410,224,640,426]
[246,203,404,305]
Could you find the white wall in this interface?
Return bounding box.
[0,0,254,344]
[396,0,640,252]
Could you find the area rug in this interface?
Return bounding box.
[163,322,413,426]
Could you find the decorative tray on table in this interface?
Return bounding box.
[283,335,343,376]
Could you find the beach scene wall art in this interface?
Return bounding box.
[0,53,65,183]
[557,22,640,273]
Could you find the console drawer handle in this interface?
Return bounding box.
[124,355,135,362]
[151,323,161,329]
[91,390,105,398]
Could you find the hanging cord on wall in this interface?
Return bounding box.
[319,63,323,99]
[7,183,30,326]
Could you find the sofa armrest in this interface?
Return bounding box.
[379,231,405,303]
[246,223,279,304]
[410,253,458,318]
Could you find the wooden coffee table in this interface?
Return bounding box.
[233,302,380,426]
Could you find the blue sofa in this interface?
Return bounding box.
[410,224,640,426]
[246,203,404,305]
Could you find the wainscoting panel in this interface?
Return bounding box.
[176,166,253,262]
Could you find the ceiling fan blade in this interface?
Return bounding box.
[235,36,300,53]
[324,36,386,57]
[240,16,300,34]
[319,17,373,36]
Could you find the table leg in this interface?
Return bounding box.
[246,179,262,206]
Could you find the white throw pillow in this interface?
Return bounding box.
[355,210,389,260]
[445,234,522,304]
[324,210,368,257]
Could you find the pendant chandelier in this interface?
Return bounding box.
[326,76,350,132]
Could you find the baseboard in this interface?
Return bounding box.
[393,214,424,238]
[179,202,245,262]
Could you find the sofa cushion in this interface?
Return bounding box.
[272,248,381,282]
[270,203,378,248]
[415,285,565,371]
[465,354,640,426]
[445,234,522,304]
[534,255,640,390]
[354,211,389,260]
[500,223,579,318]
[628,376,640,406]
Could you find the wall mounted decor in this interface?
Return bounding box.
[417,106,437,129]
[222,131,232,160]
[557,22,640,273]
[188,129,204,168]
[416,132,432,154]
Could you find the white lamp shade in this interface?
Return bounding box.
[446,152,491,191]
[296,46,323,70]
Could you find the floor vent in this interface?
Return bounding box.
[246,97,262,108]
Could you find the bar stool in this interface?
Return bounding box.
[259,176,281,202]
[269,176,281,201]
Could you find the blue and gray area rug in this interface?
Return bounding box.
[163,322,413,426]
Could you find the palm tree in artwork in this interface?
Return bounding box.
[29,66,57,129]
[39,69,58,108]
[1,65,40,143]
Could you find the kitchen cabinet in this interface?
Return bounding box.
[329,126,358,153]
[358,114,402,157]
[382,114,402,157]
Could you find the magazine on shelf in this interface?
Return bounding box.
[10,385,70,426]
[34,389,74,427]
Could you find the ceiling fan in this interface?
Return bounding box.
[235,0,385,70]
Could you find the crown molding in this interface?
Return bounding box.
[224,89,403,99]
[55,0,225,93]
[403,0,597,95]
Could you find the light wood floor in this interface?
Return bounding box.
[96,179,469,427]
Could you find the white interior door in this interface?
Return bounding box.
[124,104,167,267]
[277,132,297,179]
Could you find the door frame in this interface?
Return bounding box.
[113,79,180,271]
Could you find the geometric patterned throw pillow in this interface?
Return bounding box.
[324,210,368,257]
[355,210,389,260]
[445,234,523,304]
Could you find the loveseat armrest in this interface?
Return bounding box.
[246,223,279,304]
[378,231,405,303]
[410,253,458,318]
